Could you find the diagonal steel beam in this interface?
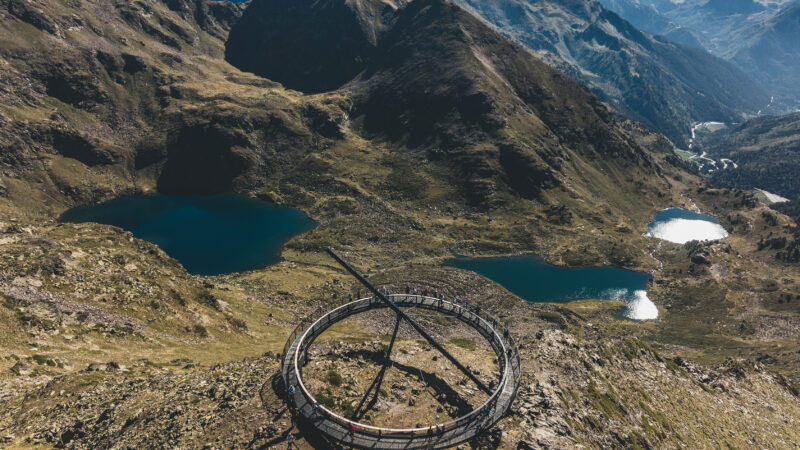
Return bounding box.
[323,247,491,394]
[352,314,401,420]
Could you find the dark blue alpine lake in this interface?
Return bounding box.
[60,194,316,275]
[445,255,651,303]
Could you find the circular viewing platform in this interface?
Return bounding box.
[281,294,522,449]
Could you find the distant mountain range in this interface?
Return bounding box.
[601,0,800,111]
[730,2,800,109]
[449,0,768,148]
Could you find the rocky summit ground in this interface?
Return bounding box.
[0,0,799,448]
[2,266,800,449]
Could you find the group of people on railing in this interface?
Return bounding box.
[333,289,520,342]
[375,291,490,318]
[300,288,517,344]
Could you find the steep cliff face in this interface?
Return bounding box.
[161,0,247,38]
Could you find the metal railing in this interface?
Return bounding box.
[281,295,522,442]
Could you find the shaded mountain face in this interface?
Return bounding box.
[225,0,400,93]
[449,0,769,147]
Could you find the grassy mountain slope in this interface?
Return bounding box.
[347,0,668,212]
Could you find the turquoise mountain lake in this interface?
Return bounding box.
[60,194,316,275]
[445,255,651,303]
